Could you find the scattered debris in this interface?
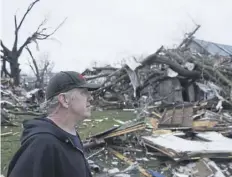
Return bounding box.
[1,78,46,126]
[84,119,92,122]
[0,132,13,137]
[173,158,227,177]
[108,148,152,177]
[87,147,105,159]
[2,26,232,177]
[108,168,120,174]
[81,26,232,176]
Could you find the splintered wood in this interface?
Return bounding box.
[159,105,194,127]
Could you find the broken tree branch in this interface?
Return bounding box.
[17,17,67,56]
[178,24,201,49]
[13,0,40,52]
[141,52,201,78]
[189,58,232,87]
[26,46,39,78]
[17,0,40,31]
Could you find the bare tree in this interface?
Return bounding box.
[26,47,54,88]
[0,0,66,85]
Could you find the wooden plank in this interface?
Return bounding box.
[108,148,152,177]
[1,132,13,137]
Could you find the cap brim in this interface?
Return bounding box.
[78,83,101,91]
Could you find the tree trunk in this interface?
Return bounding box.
[34,76,44,89]
[10,58,20,86]
[40,77,44,88]
[1,60,7,77]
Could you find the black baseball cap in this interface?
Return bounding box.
[45,71,100,100]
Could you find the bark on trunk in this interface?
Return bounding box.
[10,59,20,86]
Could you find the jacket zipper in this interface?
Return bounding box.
[67,138,92,177]
[67,137,84,154]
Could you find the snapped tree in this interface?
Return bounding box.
[0,0,66,85]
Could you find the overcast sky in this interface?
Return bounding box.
[1,0,232,75]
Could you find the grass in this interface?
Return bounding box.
[1,110,135,176]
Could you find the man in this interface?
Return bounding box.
[7,71,100,177]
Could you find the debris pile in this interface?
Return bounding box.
[82,27,232,176]
[1,26,232,176]
[85,47,232,110]
[84,107,232,177]
[83,27,232,111]
[1,78,45,126]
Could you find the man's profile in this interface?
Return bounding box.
[7,71,100,177]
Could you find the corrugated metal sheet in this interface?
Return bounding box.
[192,38,232,57]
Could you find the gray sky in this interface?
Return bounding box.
[1,0,232,75]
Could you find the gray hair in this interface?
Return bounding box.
[42,89,79,115]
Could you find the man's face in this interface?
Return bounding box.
[67,88,92,120]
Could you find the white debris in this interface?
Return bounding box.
[208,81,222,92]
[122,109,135,112]
[123,152,130,155]
[113,119,125,125]
[95,119,104,122]
[26,88,40,98]
[124,57,141,70]
[103,168,108,172]
[196,82,212,93]
[111,161,119,165]
[142,132,232,160]
[136,157,149,161]
[1,100,15,107]
[184,62,195,71]
[108,168,120,174]
[216,100,223,111]
[173,172,189,177]
[167,68,178,77]
[115,174,130,177]
[173,158,226,177]
[207,160,226,177]
[87,160,94,164]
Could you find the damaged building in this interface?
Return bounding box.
[1,26,232,177]
[79,27,232,177]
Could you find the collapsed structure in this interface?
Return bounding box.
[1,26,232,176]
[80,26,232,177]
[83,27,232,112]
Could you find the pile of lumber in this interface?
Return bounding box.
[83,107,232,177]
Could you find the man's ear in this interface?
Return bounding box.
[58,94,69,108]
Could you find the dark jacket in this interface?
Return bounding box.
[7,117,92,177]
